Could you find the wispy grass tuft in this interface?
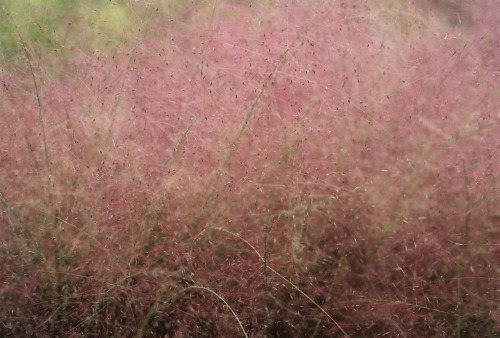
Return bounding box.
[1,0,498,336]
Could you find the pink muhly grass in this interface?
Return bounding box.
[0,1,498,336]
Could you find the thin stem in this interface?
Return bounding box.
[2,6,53,207]
[197,226,350,337]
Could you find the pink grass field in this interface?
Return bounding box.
[1,0,499,336]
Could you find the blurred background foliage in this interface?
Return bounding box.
[0,0,471,60]
[0,0,138,59]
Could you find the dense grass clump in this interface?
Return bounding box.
[1,0,498,336]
